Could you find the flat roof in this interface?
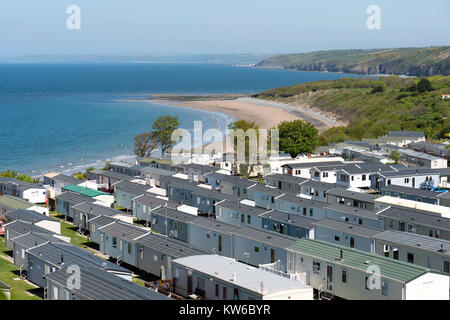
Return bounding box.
[52,174,83,186]
[27,242,128,273]
[388,131,425,138]
[4,220,53,235]
[10,232,65,249]
[287,239,435,283]
[325,188,377,203]
[283,161,345,169]
[98,221,149,242]
[45,266,170,300]
[6,209,57,223]
[215,200,270,216]
[56,191,95,205]
[231,226,297,249]
[72,202,124,217]
[313,218,381,239]
[113,180,153,196]
[219,175,257,188]
[62,185,110,198]
[88,215,118,228]
[378,206,450,231]
[189,216,239,234]
[132,194,178,209]
[173,255,309,295]
[324,204,379,221]
[380,185,441,199]
[276,194,327,209]
[264,174,308,185]
[90,169,132,181]
[151,207,197,223]
[259,210,315,229]
[372,230,450,258]
[248,184,286,197]
[375,196,450,218]
[136,232,206,258]
[0,195,34,210]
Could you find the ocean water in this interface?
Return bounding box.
[0,63,357,176]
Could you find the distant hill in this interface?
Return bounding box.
[256,47,450,77]
[253,76,450,145]
[0,54,272,65]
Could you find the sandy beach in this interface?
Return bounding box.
[151,96,337,131]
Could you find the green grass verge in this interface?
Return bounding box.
[0,237,42,300]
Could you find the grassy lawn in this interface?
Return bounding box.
[49,211,91,249]
[0,237,42,300]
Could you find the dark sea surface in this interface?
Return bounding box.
[0,63,358,175]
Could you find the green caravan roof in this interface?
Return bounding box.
[287,238,437,283]
[62,185,109,198]
[0,195,33,210]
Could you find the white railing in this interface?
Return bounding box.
[259,262,307,285]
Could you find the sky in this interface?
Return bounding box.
[0,0,449,56]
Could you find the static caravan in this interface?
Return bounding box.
[372,230,450,275]
[113,180,153,212]
[131,194,177,221]
[26,242,131,288]
[231,226,297,268]
[10,232,69,271]
[188,217,238,257]
[380,185,440,205]
[286,238,449,300]
[378,206,450,241]
[135,232,206,279]
[260,210,315,239]
[6,209,61,234]
[3,220,54,249]
[274,194,326,221]
[0,195,37,218]
[150,207,195,242]
[312,218,381,252]
[324,203,380,229]
[247,184,286,210]
[97,221,149,267]
[264,174,308,194]
[219,175,256,197]
[173,255,313,300]
[325,188,382,212]
[72,202,130,232]
[55,191,95,219]
[215,200,268,228]
[299,180,343,202]
[88,215,118,244]
[0,177,46,204]
[45,266,171,300]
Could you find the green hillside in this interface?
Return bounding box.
[254,76,450,145]
[256,47,450,76]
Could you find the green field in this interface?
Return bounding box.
[255,76,450,145]
[257,46,450,76]
[0,236,42,300]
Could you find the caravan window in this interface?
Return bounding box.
[381,280,389,296]
[313,261,320,274]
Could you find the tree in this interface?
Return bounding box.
[228,120,260,177]
[134,132,157,157]
[277,120,319,158]
[371,84,385,94]
[152,115,180,156]
[73,167,95,181]
[0,170,40,183]
[389,150,401,164]
[417,78,433,93]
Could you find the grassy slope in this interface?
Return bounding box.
[254,76,450,144]
[0,237,42,300]
[257,47,450,76]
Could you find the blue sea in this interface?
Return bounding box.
[0,63,357,176]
